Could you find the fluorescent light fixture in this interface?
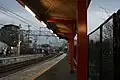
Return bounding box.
[57,37,59,39]
[55,34,57,37]
[50,30,53,33]
[25,6,35,17]
[41,21,47,27]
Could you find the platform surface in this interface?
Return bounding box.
[0,54,66,80]
[36,54,76,80]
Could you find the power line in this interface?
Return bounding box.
[0,4,59,46]
[0,6,29,25]
[0,4,57,38]
[0,4,41,25]
[0,4,46,30]
[0,6,41,32]
[0,4,39,30]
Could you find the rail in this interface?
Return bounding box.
[0,53,62,78]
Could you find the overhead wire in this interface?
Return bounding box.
[0,4,56,37]
[0,9,56,38]
[0,4,36,25]
[0,4,58,40]
[0,5,44,33]
[0,4,43,31]
[0,7,29,25]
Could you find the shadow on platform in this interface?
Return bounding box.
[36,56,76,80]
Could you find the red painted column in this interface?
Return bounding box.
[67,32,74,73]
[69,34,74,73]
[77,0,88,80]
[67,41,71,64]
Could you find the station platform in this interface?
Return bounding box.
[0,53,76,80]
[36,54,76,80]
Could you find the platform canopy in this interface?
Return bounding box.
[16,0,91,39]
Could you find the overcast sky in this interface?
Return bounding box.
[88,0,120,33]
[0,0,120,33]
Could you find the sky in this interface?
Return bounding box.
[88,0,120,33]
[0,0,61,45]
[0,0,45,30]
[0,0,120,43]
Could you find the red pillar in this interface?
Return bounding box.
[77,0,88,80]
[67,33,74,73]
[69,34,74,73]
[67,41,71,64]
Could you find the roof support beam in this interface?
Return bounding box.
[47,18,76,24]
[57,26,71,32]
[58,28,71,33]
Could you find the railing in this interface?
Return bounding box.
[88,12,120,80]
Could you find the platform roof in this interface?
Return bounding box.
[16,0,91,39]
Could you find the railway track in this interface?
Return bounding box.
[0,54,60,78]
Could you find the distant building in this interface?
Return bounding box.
[0,41,8,54]
[0,24,20,47]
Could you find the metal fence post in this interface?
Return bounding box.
[113,11,120,80]
[99,25,103,80]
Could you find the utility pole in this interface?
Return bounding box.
[33,34,38,48]
[17,24,21,55]
[39,27,41,36]
[46,31,48,44]
[27,25,31,48]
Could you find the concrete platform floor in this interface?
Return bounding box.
[0,54,67,80]
[36,55,76,80]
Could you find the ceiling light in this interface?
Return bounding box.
[55,34,57,37]
[41,21,47,27]
[25,6,35,17]
[57,37,59,39]
[50,30,53,33]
